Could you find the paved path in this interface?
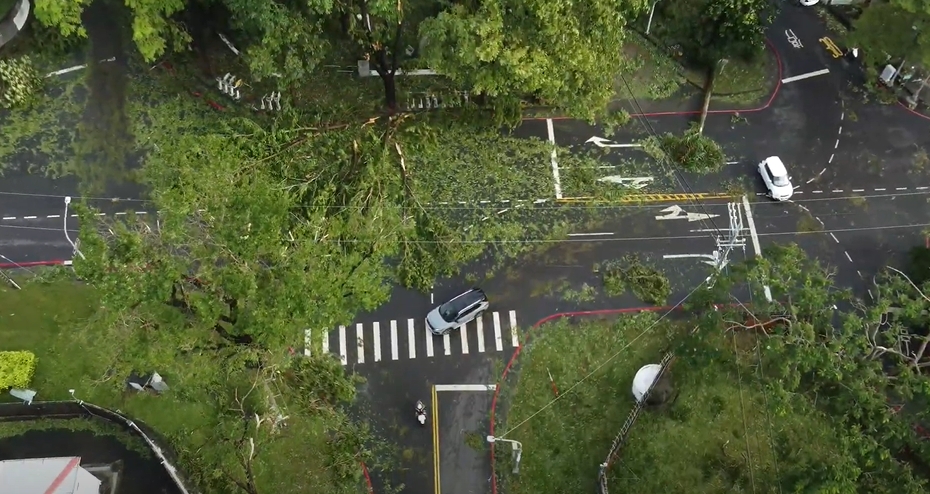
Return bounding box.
[0,0,29,50]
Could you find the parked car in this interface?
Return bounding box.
[425,288,489,336]
[758,156,793,201]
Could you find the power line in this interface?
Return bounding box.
[496,280,712,439]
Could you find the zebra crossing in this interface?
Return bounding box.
[304,310,520,365]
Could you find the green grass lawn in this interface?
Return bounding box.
[0,0,17,19]
[618,34,687,101]
[0,278,365,494]
[494,315,852,494]
[494,313,674,494]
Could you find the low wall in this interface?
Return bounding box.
[0,400,197,494]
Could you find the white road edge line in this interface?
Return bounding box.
[546,118,563,199]
[781,68,830,84]
[435,384,497,392]
[568,232,614,237]
[741,195,772,302]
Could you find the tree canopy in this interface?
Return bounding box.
[850,2,930,68]
[650,0,775,67]
[418,0,649,119]
[33,0,665,118]
[681,243,930,492]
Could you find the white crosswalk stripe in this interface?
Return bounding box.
[308,310,521,365]
[493,312,503,352]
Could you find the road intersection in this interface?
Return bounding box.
[4,5,930,494]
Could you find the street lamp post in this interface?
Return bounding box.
[63,196,86,260]
[487,436,523,474]
[645,1,660,36]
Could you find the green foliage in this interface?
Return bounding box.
[685,243,930,492]
[33,0,92,39]
[601,108,632,136]
[0,57,43,109]
[419,0,650,120]
[851,3,930,68]
[599,255,670,305]
[642,127,726,173]
[0,350,37,390]
[496,315,673,494]
[651,0,774,67]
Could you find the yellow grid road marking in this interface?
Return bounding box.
[556,192,736,204]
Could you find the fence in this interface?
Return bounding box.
[0,400,196,494]
[596,351,675,494]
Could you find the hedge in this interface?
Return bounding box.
[0,351,37,390]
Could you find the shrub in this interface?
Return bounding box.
[0,56,43,109]
[0,350,38,389]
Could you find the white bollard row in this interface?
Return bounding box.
[405,91,470,111]
[217,73,243,100]
[258,92,282,111]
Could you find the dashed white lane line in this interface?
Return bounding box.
[845,251,854,263]
[547,118,563,200]
[830,233,839,243]
[758,185,930,196]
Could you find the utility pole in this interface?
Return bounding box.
[645,1,661,35]
[698,59,728,134]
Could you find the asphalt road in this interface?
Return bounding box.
[5,6,930,494]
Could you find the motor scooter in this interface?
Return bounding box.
[415,400,427,426]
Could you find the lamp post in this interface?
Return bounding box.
[63,196,86,260]
[645,1,660,35]
[487,436,523,474]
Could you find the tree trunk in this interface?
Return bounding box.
[382,72,398,112]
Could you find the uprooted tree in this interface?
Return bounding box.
[34,0,655,119]
[678,243,930,492]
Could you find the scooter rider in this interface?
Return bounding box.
[415,400,427,425]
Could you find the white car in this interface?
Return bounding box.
[758,156,793,201]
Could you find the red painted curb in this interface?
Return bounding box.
[523,38,783,122]
[0,259,68,269]
[898,100,930,122]
[362,462,374,493]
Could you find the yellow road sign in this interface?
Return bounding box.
[557,192,736,204]
[819,37,843,59]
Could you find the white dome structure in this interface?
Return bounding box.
[631,364,663,403]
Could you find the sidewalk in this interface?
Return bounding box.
[0,0,29,50]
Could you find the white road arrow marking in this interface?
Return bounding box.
[585,136,642,148]
[597,176,654,189]
[654,205,720,222]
